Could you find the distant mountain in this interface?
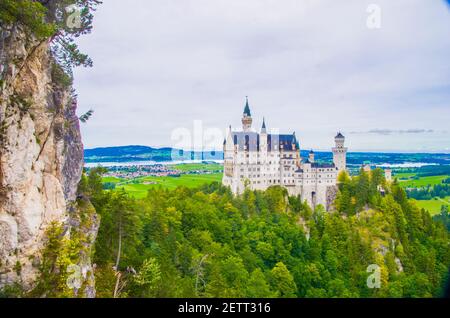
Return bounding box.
[84,145,223,163]
[85,145,158,157]
[84,145,450,165]
[303,151,450,166]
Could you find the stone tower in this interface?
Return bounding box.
[385,168,392,182]
[332,132,348,174]
[242,97,252,132]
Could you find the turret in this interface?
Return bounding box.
[332,132,348,173]
[335,132,345,147]
[261,117,267,134]
[223,125,235,178]
[242,96,252,132]
[309,150,315,163]
[225,125,234,152]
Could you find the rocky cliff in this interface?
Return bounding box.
[0,24,97,296]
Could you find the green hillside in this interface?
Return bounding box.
[64,168,450,298]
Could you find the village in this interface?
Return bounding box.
[97,162,223,180]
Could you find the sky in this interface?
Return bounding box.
[73,0,450,153]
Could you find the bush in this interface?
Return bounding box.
[0,0,56,38]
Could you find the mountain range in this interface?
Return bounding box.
[84,145,450,165]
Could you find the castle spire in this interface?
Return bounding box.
[242,96,252,132]
[261,117,267,134]
[243,96,251,117]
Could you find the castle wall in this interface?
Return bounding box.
[223,139,339,210]
[223,109,345,211]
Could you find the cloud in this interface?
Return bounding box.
[73,0,450,152]
[350,129,435,135]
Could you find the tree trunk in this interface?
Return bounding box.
[113,272,121,298]
[115,217,122,269]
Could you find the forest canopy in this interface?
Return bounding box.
[29,167,447,298]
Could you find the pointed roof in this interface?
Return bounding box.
[335,132,345,139]
[261,117,267,133]
[229,132,299,152]
[243,96,251,117]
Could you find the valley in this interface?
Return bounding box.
[89,149,450,215]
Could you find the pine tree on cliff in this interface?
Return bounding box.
[1,0,101,72]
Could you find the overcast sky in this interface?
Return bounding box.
[74,0,450,153]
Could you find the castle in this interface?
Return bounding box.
[222,98,348,210]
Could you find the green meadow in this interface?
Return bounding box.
[168,163,223,172]
[412,197,450,216]
[397,175,448,188]
[393,172,417,180]
[395,171,449,215]
[114,173,223,198]
[101,163,224,198]
[102,176,123,183]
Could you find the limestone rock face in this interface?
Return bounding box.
[0,25,93,294]
[326,186,338,211]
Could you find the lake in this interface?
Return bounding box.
[84,159,225,168]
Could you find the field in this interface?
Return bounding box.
[106,173,222,198]
[393,172,418,180]
[412,197,450,216]
[168,163,223,172]
[102,176,123,183]
[394,170,449,215]
[101,163,223,198]
[397,175,448,188]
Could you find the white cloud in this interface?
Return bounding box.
[73,0,450,152]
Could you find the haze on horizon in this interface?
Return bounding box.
[73,0,450,153]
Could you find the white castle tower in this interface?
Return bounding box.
[332,132,348,174]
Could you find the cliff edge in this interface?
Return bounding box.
[0,22,97,297]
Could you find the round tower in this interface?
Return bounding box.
[332,132,348,173]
